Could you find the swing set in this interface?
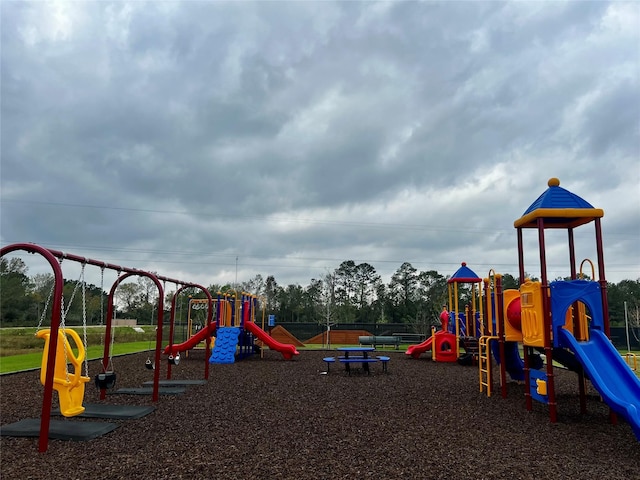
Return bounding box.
[0,242,201,453]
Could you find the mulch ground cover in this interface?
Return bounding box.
[1,349,638,479]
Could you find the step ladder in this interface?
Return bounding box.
[209,327,241,364]
[479,336,498,397]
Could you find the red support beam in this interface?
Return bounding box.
[0,243,65,453]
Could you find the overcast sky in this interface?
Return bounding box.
[1,1,639,292]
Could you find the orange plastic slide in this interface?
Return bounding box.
[244,321,299,360]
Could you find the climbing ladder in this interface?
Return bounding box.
[479,335,498,397]
[209,327,241,364]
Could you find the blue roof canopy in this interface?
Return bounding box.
[523,178,594,215]
[448,262,481,284]
[514,178,603,229]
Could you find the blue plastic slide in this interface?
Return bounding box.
[491,341,526,381]
[504,341,525,381]
[557,328,640,440]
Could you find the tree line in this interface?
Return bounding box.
[1,257,639,333]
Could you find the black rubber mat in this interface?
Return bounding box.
[0,418,118,441]
[52,403,155,419]
[111,387,185,395]
[142,379,206,386]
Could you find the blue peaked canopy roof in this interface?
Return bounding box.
[523,179,594,213]
[514,178,604,229]
[448,262,481,284]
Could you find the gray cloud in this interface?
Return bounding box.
[1,1,638,288]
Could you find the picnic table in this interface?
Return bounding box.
[336,347,377,375]
[322,348,391,375]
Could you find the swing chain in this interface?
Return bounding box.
[37,284,54,331]
[60,263,87,384]
[59,280,70,385]
[63,265,85,319]
[81,264,89,377]
[93,266,118,390]
[36,257,64,331]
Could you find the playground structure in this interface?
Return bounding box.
[0,243,209,453]
[405,262,541,381]
[405,178,640,440]
[0,244,297,453]
[505,177,639,439]
[405,262,483,363]
[164,291,299,364]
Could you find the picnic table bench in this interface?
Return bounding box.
[322,353,391,375]
[339,357,378,375]
[377,355,391,373]
[392,333,427,344]
[323,357,336,372]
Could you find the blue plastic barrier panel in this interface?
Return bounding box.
[529,369,549,404]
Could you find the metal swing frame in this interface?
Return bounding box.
[0,242,199,453]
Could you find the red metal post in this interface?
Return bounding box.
[516,228,526,285]
[567,228,577,279]
[594,218,616,425]
[1,244,65,453]
[516,227,535,412]
[594,219,610,335]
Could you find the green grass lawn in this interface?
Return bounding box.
[0,341,154,374]
[0,326,163,374]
